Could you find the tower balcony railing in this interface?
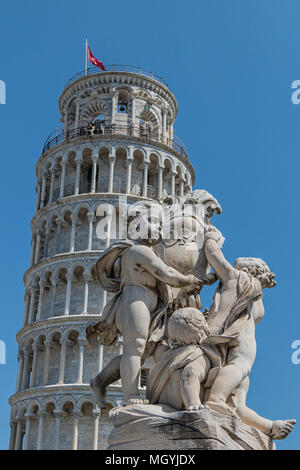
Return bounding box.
[42,124,189,159]
[65,65,169,89]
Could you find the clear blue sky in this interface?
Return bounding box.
[0,0,299,450]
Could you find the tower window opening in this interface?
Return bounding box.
[118,99,127,114]
[117,90,129,114]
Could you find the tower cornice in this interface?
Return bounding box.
[30,192,165,229]
[23,251,102,284]
[16,314,102,343]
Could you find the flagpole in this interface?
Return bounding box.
[85,38,88,75]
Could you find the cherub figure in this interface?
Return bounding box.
[202,226,295,437]
[147,307,296,440]
[147,307,215,411]
[89,202,203,406]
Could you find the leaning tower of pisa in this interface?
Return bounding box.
[8,65,195,450]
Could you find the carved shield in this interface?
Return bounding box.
[157,189,222,280]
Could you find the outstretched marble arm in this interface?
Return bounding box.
[133,245,203,289]
[204,228,238,331]
[204,234,236,284]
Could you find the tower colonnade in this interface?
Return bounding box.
[10,388,118,450]
[9,67,195,450]
[35,140,193,212]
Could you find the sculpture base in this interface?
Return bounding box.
[108,404,275,450]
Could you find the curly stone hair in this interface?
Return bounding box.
[234,257,275,287]
[167,307,210,349]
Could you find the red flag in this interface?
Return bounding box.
[88,46,106,71]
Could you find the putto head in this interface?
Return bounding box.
[234,257,276,288]
[127,201,163,244]
[167,307,210,349]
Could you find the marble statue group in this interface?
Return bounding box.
[87,189,295,447]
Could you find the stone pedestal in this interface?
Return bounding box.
[108,404,275,450]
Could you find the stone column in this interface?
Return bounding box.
[40,174,47,209]
[131,96,136,127]
[30,234,37,267]
[22,290,30,327]
[55,218,62,254]
[58,338,67,384]
[92,409,100,450]
[101,210,113,308]
[49,167,56,203]
[111,94,116,125]
[82,274,90,315]
[21,347,30,390]
[23,413,33,450]
[69,214,77,253]
[87,213,94,251]
[142,161,149,197]
[97,337,104,372]
[36,281,45,321]
[158,166,164,200]
[169,124,173,142]
[53,411,62,450]
[91,155,98,193]
[43,226,50,258]
[74,158,82,195]
[50,277,57,317]
[34,230,41,264]
[162,109,167,142]
[179,178,184,198]
[105,208,113,248]
[16,350,24,392]
[14,419,23,450]
[34,180,42,213]
[36,412,45,450]
[102,208,113,302]
[126,158,133,194]
[9,420,17,450]
[30,342,39,387]
[74,100,80,128]
[28,287,36,325]
[64,273,72,316]
[76,338,86,384]
[72,412,79,450]
[59,160,67,198]
[43,341,51,385]
[171,171,176,197]
[108,156,115,193]
[97,160,102,192]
